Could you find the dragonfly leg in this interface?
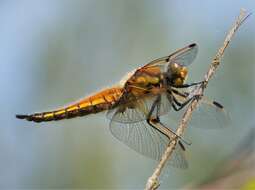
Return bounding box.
[147,117,191,146]
[166,90,180,111]
[167,89,195,111]
[172,81,204,88]
[171,88,189,98]
[146,95,174,139]
[146,95,191,146]
[146,95,161,120]
[172,95,193,111]
[171,88,225,111]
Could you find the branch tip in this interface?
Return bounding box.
[145,9,250,190]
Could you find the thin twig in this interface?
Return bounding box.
[145,9,251,190]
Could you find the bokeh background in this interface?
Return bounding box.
[1,0,255,189]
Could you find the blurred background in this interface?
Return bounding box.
[1,0,254,189]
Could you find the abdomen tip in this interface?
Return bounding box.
[16,114,28,119]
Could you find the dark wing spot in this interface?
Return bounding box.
[189,43,197,48]
[213,101,224,109]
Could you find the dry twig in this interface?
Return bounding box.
[145,9,251,190]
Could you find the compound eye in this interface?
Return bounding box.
[180,67,188,79]
[173,63,179,68]
[169,63,179,73]
[180,71,187,78]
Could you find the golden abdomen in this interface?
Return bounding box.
[16,87,124,122]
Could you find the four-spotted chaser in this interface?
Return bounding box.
[16,44,227,168]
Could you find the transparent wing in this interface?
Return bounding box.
[172,91,230,129]
[106,93,172,123]
[190,97,230,129]
[109,119,188,169]
[169,43,198,67]
[143,43,198,70]
[106,98,149,123]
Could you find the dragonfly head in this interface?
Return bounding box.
[167,63,188,86]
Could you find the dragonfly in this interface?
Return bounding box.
[16,43,227,169]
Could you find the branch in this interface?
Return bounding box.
[145,9,251,190]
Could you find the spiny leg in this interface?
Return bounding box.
[146,95,191,146]
[167,89,195,111]
[171,88,189,98]
[172,81,204,89]
[166,92,181,111]
[172,95,194,111]
[171,88,225,111]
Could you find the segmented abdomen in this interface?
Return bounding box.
[16,87,123,122]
